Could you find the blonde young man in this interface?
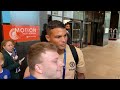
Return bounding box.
[24,42,64,79]
[45,20,86,79]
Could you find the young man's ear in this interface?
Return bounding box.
[35,64,43,74]
[45,35,50,42]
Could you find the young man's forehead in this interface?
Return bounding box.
[51,28,66,31]
[41,50,59,60]
[51,28,67,35]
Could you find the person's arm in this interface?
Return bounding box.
[75,47,86,79]
[77,72,85,79]
[23,66,30,78]
[3,55,20,71]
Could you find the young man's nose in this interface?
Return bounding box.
[61,37,67,43]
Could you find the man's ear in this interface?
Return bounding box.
[3,46,5,50]
[45,35,50,42]
[35,64,43,74]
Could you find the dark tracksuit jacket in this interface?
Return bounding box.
[2,49,20,79]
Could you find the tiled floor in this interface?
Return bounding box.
[82,39,120,79]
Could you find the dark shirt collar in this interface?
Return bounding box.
[24,75,37,79]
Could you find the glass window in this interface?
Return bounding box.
[10,11,40,25]
[2,11,11,23]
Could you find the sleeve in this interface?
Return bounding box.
[75,47,86,73]
[3,55,20,71]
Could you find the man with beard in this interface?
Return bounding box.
[45,20,86,79]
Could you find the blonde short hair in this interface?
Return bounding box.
[0,52,4,65]
[27,42,57,71]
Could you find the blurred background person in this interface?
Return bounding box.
[65,22,72,45]
[1,40,24,79]
[40,23,48,42]
[0,52,11,79]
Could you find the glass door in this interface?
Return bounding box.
[72,20,82,48]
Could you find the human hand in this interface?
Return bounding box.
[13,55,18,60]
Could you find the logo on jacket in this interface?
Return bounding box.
[69,61,76,71]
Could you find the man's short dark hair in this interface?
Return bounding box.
[46,20,65,35]
[65,22,71,26]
